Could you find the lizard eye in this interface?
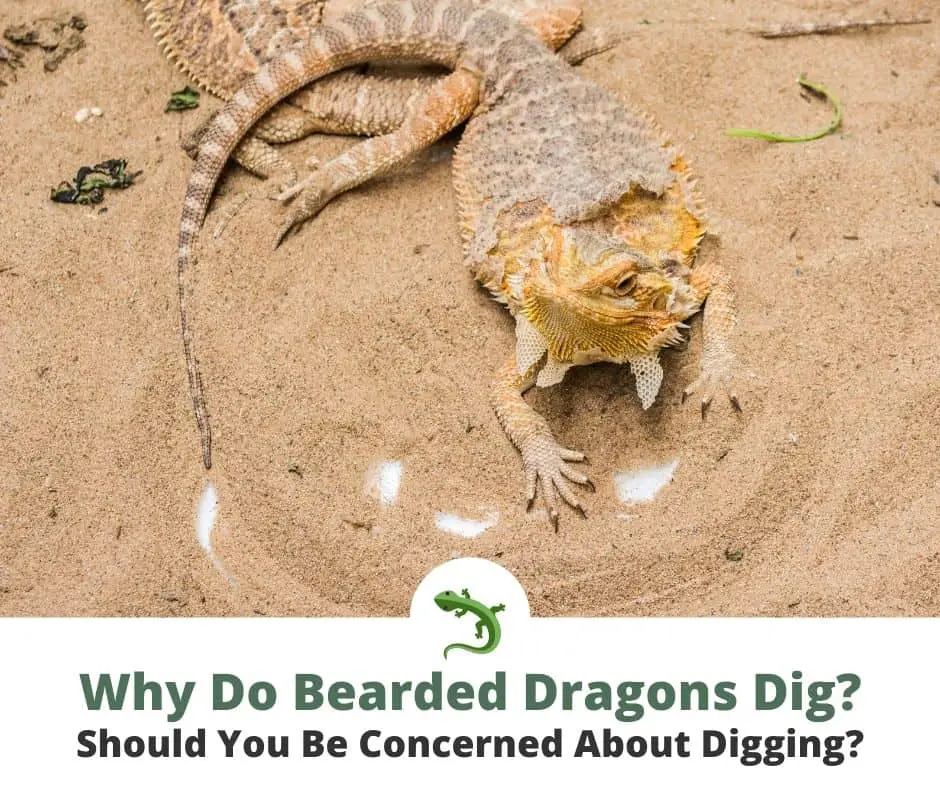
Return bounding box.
[613,273,636,296]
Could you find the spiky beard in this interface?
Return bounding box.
[520,279,694,365]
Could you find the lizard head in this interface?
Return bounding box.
[434,590,461,612]
[516,227,698,369]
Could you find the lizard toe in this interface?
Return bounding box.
[560,463,592,488]
[273,219,296,250]
[271,174,309,203]
[522,433,593,527]
[684,368,742,418]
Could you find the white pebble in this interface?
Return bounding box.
[74,106,103,123]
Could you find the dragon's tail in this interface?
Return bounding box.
[178,0,487,468]
[443,642,490,659]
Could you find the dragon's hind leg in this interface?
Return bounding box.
[181,107,300,182]
[272,67,481,246]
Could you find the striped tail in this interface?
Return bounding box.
[177,0,495,468]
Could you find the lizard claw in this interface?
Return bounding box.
[683,368,741,417]
[272,185,333,249]
[521,433,594,528]
[270,161,332,248]
[271,178,305,203]
[273,220,295,250]
[270,156,320,203]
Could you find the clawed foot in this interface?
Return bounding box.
[266,172,299,203]
[270,155,321,202]
[682,368,742,417]
[273,197,326,248]
[270,165,333,249]
[522,433,595,531]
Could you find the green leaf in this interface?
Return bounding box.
[726,76,843,143]
[165,85,200,112]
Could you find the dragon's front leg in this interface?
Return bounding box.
[683,260,741,415]
[491,356,594,528]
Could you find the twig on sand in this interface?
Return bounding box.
[755,17,930,39]
[726,76,843,143]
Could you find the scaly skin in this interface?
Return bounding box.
[177,0,740,527]
[140,1,601,180]
[434,589,505,657]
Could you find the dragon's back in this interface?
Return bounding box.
[454,57,682,268]
[142,0,327,97]
[142,0,582,100]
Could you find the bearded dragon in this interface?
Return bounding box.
[177,0,740,525]
[141,1,606,181]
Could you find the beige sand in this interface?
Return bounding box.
[1,0,938,617]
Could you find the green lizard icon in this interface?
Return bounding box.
[434,588,506,658]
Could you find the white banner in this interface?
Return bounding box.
[0,558,935,786]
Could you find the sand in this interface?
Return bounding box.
[1,0,938,617]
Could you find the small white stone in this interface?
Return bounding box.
[74,107,91,123]
[788,433,799,444]
[90,106,103,117]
